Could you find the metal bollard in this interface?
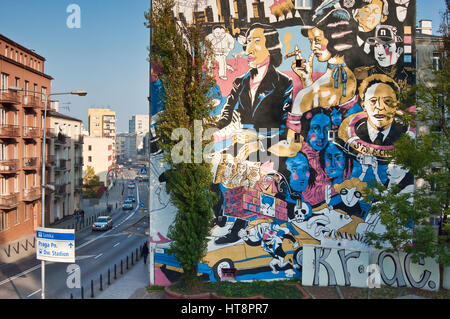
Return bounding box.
[100,274,103,291]
[121,260,123,274]
[136,248,139,262]
[108,269,111,285]
[131,252,134,266]
[91,280,94,298]
[114,264,117,279]
[70,293,73,299]
[126,256,129,269]
[81,286,84,299]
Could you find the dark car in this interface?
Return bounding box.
[128,195,136,202]
[92,216,113,231]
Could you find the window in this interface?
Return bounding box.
[20,53,22,64]
[296,0,312,8]
[432,52,442,71]
[24,205,29,221]
[24,80,29,93]
[88,145,92,151]
[1,73,8,91]
[15,77,19,88]
[14,209,19,226]
[88,156,92,162]
[33,84,37,96]
[0,211,9,231]
[4,46,7,57]
[41,87,46,102]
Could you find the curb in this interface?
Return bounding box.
[164,282,310,299]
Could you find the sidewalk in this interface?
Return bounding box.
[95,258,165,299]
[0,181,123,264]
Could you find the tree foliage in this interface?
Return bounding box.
[365,7,449,267]
[145,0,218,287]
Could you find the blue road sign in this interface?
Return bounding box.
[140,167,148,175]
[36,227,75,263]
[140,202,145,208]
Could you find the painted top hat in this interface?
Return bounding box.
[366,25,403,46]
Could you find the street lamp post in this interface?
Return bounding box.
[8,86,86,299]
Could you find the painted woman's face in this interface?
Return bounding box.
[308,27,331,62]
[307,113,331,151]
[339,187,362,207]
[286,153,310,193]
[325,144,345,178]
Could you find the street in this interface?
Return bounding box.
[0,168,149,299]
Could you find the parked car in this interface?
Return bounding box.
[92,216,113,231]
[128,183,135,189]
[122,200,133,210]
[128,195,136,202]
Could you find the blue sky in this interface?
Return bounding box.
[0,0,150,132]
[0,0,446,131]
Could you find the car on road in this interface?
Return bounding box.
[122,200,134,210]
[128,182,136,189]
[92,216,113,231]
[128,195,136,202]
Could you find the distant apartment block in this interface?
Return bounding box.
[83,136,113,185]
[129,114,149,150]
[88,108,116,138]
[116,132,137,162]
[0,34,53,244]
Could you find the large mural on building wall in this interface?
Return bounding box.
[151,0,418,286]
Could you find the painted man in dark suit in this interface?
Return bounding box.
[355,73,406,146]
[215,23,293,137]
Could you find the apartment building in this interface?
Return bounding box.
[116,132,137,162]
[129,114,149,150]
[83,136,113,185]
[0,34,53,244]
[47,111,83,224]
[88,108,116,138]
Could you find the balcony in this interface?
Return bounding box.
[74,156,83,167]
[55,183,70,197]
[0,193,19,208]
[22,187,41,202]
[73,134,83,145]
[55,133,68,146]
[0,124,20,138]
[0,159,19,174]
[55,159,70,171]
[23,95,42,109]
[23,157,39,170]
[23,126,41,138]
[0,90,20,105]
[46,128,57,139]
[46,155,56,167]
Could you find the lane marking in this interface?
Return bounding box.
[113,243,120,248]
[94,253,103,259]
[27,289,41,298]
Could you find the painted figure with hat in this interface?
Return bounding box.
[268,0,362,158]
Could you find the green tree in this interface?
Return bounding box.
[82,166,101,198]
[365,6,449,276]
[146,0,218,288]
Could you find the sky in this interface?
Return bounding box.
[0,0,150,133]
[0,0,447,132]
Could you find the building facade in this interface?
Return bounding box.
[129,114,149,151]
[88,108,116,138]
[0,34,53,244]
[82,136,113,185]
[47,112,83,224]
[116,132,137,163]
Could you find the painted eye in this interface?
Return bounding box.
[355,191,362,198]
[340,189,348,195]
